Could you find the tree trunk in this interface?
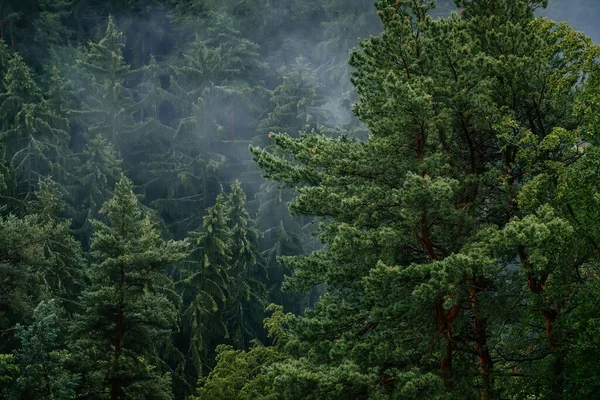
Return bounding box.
[544,306,564,397]
[518,246,563,397]
[469,279,496,400]
[434,299,460,391]
[111,263,126,400]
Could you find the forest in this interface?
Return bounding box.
[1,0,600,398]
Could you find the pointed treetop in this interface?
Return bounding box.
[2,54,42,104]
[100,15,125,53]
[102,174,141,236]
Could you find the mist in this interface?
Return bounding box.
[1,0,600,398]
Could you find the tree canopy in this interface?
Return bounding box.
[2,0,600,399]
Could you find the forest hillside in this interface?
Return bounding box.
[1,0,600,399]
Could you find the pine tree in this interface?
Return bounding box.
[71,175,189,399]
[248,0,600,398]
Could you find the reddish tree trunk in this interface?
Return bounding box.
[419,211,458,391]
[518,246,563,395]
[469,281,496,400]
[434,299,460,391]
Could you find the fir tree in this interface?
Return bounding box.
[224,180,268,348]
[178,194,232,383]
[0,54,69,200]
[71,175,189,399]
[124,55,178,198]
[65,136,122,248]
[256,57,328,143]
[0,180,82,349]
[71,16,134,154]
[253,57,328,314]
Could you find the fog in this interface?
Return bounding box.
[1,0,600,397]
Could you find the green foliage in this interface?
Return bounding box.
[70,16,134,152]
[178,194,232,381]
[14,299,79,399]
[249,0,600,398]
[224,180,268,348]
[257,58,328,142]
[2,1,600,399]
[191,304,293,400]
[65,136,122,247]
[0,53,69,200]
[0,180,81,336]
[71,175,189,398]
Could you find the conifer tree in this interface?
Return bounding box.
[0,54,69,200]
[71,175,188,399]
[256,57,328,144]
[0,39,11,88]
[124,55,178,199]
[249,0,600,398]
[14,300,79,399]
[316,0,380,90]
[150,36,225,236]
[224,180,267,348]
[71,16,134,155]
[0,179,82,350]
[191,304,292,400]
[0,353,19,399]
[66,136,122,247]
[178,194,232,383]
[254,58,328,314]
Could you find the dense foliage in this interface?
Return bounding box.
[1,0,600,399]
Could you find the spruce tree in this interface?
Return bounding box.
[0,54,69,200]
[254,57,328,314]
[0,179,81,350]
[124,55,178,203]
[224,180,267,348]
[178,194,232,383]
[71,16,134,155]
[71,175,188,399]
[256,57,328,144]
[65,136,122,248]
[0,39,11,87]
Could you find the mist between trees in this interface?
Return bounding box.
[1,0,600,399]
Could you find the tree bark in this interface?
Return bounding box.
[469,279,496,400]
[518,246,563,397]
[111,263,126,400]
[434,299,460,391]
